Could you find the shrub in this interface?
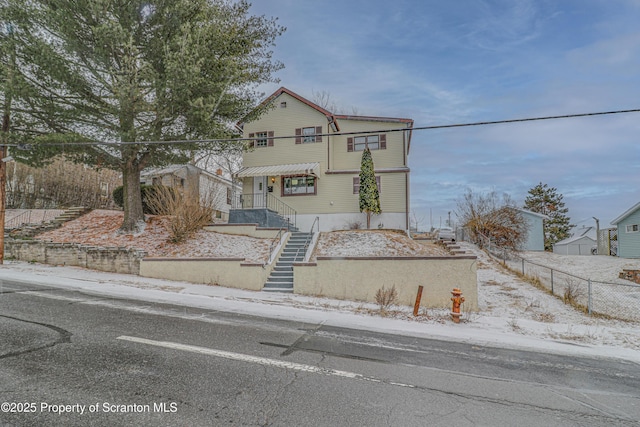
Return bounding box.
[375,285,398,314]
[144,185,214,243]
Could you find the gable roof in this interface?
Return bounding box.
[611,201,640,225]
[239,86,414,150]
[141,164,238,187]
[255,87,415,123]
[555,233,596,246]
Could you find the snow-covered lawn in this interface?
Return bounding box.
[312,229,448,259]
[35,210,271,263]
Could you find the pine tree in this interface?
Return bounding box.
[524,182,574,251]
[0,0,284,232]
[359,147,381,229]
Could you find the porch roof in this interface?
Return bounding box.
[235,162,320,178]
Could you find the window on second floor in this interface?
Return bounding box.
[295,126,323,144]
[248,131,274,148]
[347,134,387,152]
[626,224,639,233]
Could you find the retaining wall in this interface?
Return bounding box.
[139,258,269,291]
[294,256,478,309]
[5,239,145,274]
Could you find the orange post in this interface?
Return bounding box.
[413,285,424,316]
[450,288,465,323]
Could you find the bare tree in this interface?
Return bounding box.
[6,158,121,209]
[456,189,528,250]
[311,90,360,115]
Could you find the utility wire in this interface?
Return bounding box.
[4,108,640,148]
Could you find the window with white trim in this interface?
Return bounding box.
[255,132,268,147]
[626,224,639,233]
[282,175,316,196]
[295,126,323,144]
[347,134,386,152]
[248,131,274,148]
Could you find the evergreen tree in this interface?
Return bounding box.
[359,147,381,229]
[0,0,284,231]
[524,182,574,251]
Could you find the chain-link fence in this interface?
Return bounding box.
[487,246,640,322]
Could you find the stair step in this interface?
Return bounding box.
[270,271,293,278]
[265,283,293,289]
[262,287,294,293]
[273,266,293,271]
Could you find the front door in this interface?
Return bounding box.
[253,176,267,208]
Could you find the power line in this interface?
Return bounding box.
[4,107,640,148]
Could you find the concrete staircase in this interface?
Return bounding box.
[263,232,312,293]
[9,207,91,238]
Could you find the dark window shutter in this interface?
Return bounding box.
[380,134,386,149]
[353,177,360,194]
[315,126,323,142]
[248,133,255,148]
[267,131,274,147]
[347,137,354,152]
[295,128,302,144]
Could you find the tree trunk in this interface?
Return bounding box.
[366,211,371,229]
[120,158,144,233]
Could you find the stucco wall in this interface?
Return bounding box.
[293,256,478,309]
[139,258,269,291]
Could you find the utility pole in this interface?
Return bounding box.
[593,217,600,255]
[0,22,15,265]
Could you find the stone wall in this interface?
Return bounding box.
[5,239,145,274]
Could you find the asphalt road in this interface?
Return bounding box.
[1,279,639,426]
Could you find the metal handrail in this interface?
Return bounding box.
[232,192,297,230]
[265,226,287,266]
[294,216,319,261]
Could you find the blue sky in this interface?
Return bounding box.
[248,0,640,230]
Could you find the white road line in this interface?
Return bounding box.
[117,335,415,388]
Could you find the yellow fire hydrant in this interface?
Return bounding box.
[451,288,465,323]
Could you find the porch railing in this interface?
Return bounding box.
[232,192,297,230]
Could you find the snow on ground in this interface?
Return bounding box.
[468,242,640,352]
[7,213,639,360]
[520,250,640,284]
[35,210,271,263]
[312,229,448,259]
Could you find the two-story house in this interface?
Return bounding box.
[231,87,413,232]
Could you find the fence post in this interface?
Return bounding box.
[550,269,554,294]
[588,279,592,315]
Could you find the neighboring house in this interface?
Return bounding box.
[517,208,548,251]
[140,164,240,221]
[232,87,413,231]
[553,226,597,255]
[610,201,640,258]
